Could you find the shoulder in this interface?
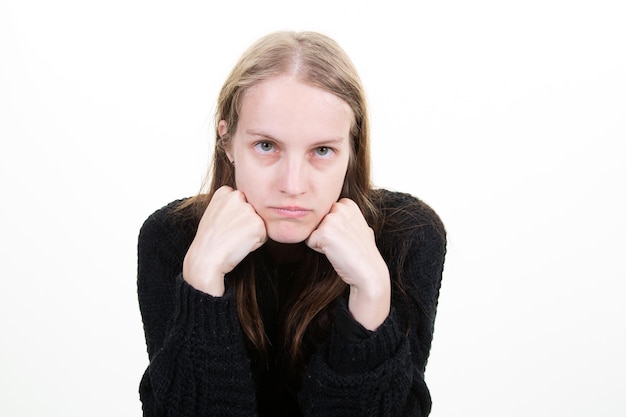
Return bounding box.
[138,197,199,256]
[371,188,447,283]
[372,189,447,321]
[372,188,446,244]
[140,197,193,232]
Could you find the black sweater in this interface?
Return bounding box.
[137,189,446,416]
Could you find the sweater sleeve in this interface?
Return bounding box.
[137,205,257,417]
[298,195,447,417]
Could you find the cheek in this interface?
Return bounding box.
[234,165,264,201]
[324,163,349,199]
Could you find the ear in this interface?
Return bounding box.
[218,120,234,162]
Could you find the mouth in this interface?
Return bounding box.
[270,206,312,219]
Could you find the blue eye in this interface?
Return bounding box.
[315,147,334,158]
[254,142,274,152]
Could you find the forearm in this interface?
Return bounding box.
[299,310,427,417]
[142,275,257,416]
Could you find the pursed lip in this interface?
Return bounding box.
[270,206,312,218]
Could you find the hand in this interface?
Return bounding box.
[183,186,267,296]
[306,198,391,330]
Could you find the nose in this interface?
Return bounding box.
[279,156,307,196]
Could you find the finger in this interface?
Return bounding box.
[214,185,234,197]
[252,230,269,252]
[335,197,357,209]
[231,189,247,202]
[305,230,325,254]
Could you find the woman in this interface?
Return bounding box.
[137,31,446,416]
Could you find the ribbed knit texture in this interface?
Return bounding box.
[137,189,446,416]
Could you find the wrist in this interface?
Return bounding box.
[182,255,227,297]
[348,276,391,331]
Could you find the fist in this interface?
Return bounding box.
[183,186,267,296]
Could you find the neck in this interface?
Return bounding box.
[265,240,307,264]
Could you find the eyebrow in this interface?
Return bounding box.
[245,129,346,146]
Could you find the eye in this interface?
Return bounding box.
[254,142,274,153]
[314,146,334,158]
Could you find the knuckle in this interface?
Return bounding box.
[217,185,232,195]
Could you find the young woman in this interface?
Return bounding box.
[137,31,446,417]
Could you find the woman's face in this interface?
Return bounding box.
[221,75,353,244]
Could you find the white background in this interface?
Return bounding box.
[1,0,625,416]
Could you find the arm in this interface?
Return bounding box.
[300,196,447,416]
[306,198,391,330]
[137,203,258,417]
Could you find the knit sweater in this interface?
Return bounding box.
[137,189,446,416]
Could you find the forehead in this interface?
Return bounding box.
[236,76,353,142]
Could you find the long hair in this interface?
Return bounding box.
[182,31,381,373]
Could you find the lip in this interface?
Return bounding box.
[271,206,312,219]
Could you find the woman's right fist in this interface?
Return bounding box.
[182,186,267,296]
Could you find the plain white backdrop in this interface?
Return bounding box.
[1,0,624,416]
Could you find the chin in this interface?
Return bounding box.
[267,224,313,244]
[267,232,307,244]
[270,236,305,244]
